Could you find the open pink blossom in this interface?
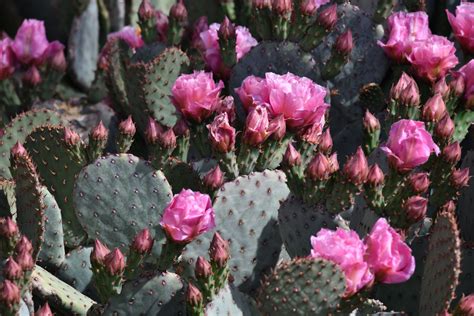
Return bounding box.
[455,59,474,108]
[378,11,431,62]
[364,218,415,284]
[381,119,440,172]
[407,35,458,82]
[235,75,269,110]
[107,26,144,49]
[447,2,474,54]
[11,19,49,65]
[171,71,224,122]
[0,38,14,80]
[160,189,215,243]
[310,228,374,296]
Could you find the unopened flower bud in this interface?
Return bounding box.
[104,248,126,275]
[363,110,380,133]
[219,17,236,40]
[367,164,384,187]
[343,147,369,185]
[455,294,474,316]
[195,256,213,279]
[216,96,236,123]
[0,217,18,238]
[307,153,331,180]
[273,0,292,14]
[252,0,272,9]
[145,117,162,144]
[23,65,42,85]
[442,142,461,164]
[44,41,66,72]
[317,4,338,30]
[64,128,81,146]
[0,280,21,308]
[91,121,108,141]
[159,128,177,149]
[404,196,428,223]
[186,282,203,307]
[203,165,224,190]
[440,200,456,214]
[300,0,317,16]
[335,30,353,55]
[434,78,450,99]
[422,94,447,122]
[299,122,323,145]
[138,0,155,20]
[409,172,430,194]
[328,153,339,174]
[35,302,53,316]
[119,116,136,136]
[170,0,188,23]
[283,143,302,166]
[451,168,470,189]
[207,113,236,153]
[15,236,33,254]
[173,118,190,137]
[209,232,229,268]
[15,250,34,271]
[400,82,421,106]
[11,142,27,158]
[268,115,286,140]
[3,257,23,280]
[243,106,271,146]
[91,239,110,265]
[319,128,333,154]
[435,114,455,140]
[132,228,154,254]
[449,74,465,98]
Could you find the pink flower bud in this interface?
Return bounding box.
[435,114,455,140]
[317,4,338,30]
[300,0,317,16]
[441,200,456,214]
[0,38,15,80]
[195,256,213,279]
[209,232,229,268]
[391,73,418,103]
[0,217,18,238]
[422,94,447,122]
[64,128,81,146]
[409,172,430,194]
[449,74,465,98]
[273,0,292,14]
[299,122,324,145]
[15,250,34,271]
[11,142,27,159]
[207,113,236,153]
[91,121,108,141]
[0,280,20,308]
[404,196,428,223]
[442,142,462,164]
[451,168,470,189]
[363,111,380,133]
[455,294,474,316]
[15,236,33,254]
[343,147,369,185]
[145,117,162,144]
[3,257,23,280]
[186,283,203,307]
[161,189,216,243]
[243,105,271,146]
[367,164,385,187]
[434,78,450,99]
[252,0,272,9]
[268,115,286,140]
[335,30,353,55]
[104,248,126,275]
[216,96,236,123]
[158,128,177,149]
[91,239,110,265]
[23,65,42,85]
[307,153,331,180]
[173,118,190,137]
[43,41,66,72]
[400,82,421,106]
[118,116,136,136]
[170,0,188,23]
[219,17,236,40]
[203,165,224,190]
[138,0,155,20]
[329,152,339,173]
[319,128,333,154]
[132,228,154,254]
[283,143,302,166]
[35,302,53,316]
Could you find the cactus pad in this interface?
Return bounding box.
[57,247,94,294]
[257,258,346,315]
[74,154,173,252]
[0,179,16,218]
[204,284,259,316]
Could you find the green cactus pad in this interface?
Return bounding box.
[125,46,190,129]
[419,210,461,316]
[57,247,94,294]
[457,151,474,242]
[453,111,474,142]
[38,187,66,269]
[181,170,290,293]
[204,284,259,316]
[31,265,96,315]
[74,154,173,252]
[257,258,346,315]
[350,196,380,238]
[0,179,16,218]
[278,195,336,258]
[24,126,87,248]
[12,152,45,259]
[0,109,62,179]
[103,272,185,315]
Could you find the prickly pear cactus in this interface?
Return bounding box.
[0,179,16,218]
[457,151,474,242]
[57,247,94,294]
[204,284,259,316]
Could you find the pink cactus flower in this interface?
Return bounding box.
[455,60,474,109]
[107,26,144,49]
[407,35,458,82]
[243,105,272,146]
[235,75,269,110]
[378,11,431,62]
[310,228,374,296]
[171,71,224,122]
[447,2,474,54]
[42,41,66,71]
[0,38,15,80]
[207,112,236,153]
[160,189,215,243]
[11,19,49,65]
[364,218,416,284]
[381,119,440,172]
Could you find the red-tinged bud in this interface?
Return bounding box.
[119,116,136,136]
[449,74,465,98]
[409,172,430,194]
[283,143,302,166]
[132,229,154,254]
[186,283,203,307]
[15,250,34,271]
[367,164,384,187]
[363,110,380,133]
[319,128,333,154]
[343,147,369,185]
[268,115,286,140]
[435,114,455,140]
[335,30,353,55]
[252,0,272,9]
[104,248,126,275]
[15,236,33,254]
[203,165,224,190]
[219,17,236,40]
[173,118,190,137]
[328,152,339,174]
[434,78,450,99]
[35,302,53,316]
[442,142,461,164]
[455,294,474,316]
[91,121,108,141]
[300,0,317,16]
[422,94,447,122]
[404,196,428,223]
[299,122,323,145]
[145,117,162,144]
[209,232,229,268]
[243,105,271,146]
[3,257,23,280]
[91,239,110,265]
[23,65,42,85]
[64,128,81,146]
[400,82,421,106]
[158,128,177,149]
[0,217,18,238]
[317,4,338,30]
[216,96,236,123]
[207,113,236,153]
[391,73,418,104]
[0,280,21,308]
[195,256,213,279]
[440,200,456,213]
[11,142,27,158]
[170,0,188,23]
[306,153,331,180]
[139,0,155,20]
[451,168,470,189]
[273,0,292,14]
[44,41,66,72]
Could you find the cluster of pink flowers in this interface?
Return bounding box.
[447,2,474,54]
[236,72,329,132]
[310,218,415,296]
[379,12,458,82]
[0,19,66,83]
